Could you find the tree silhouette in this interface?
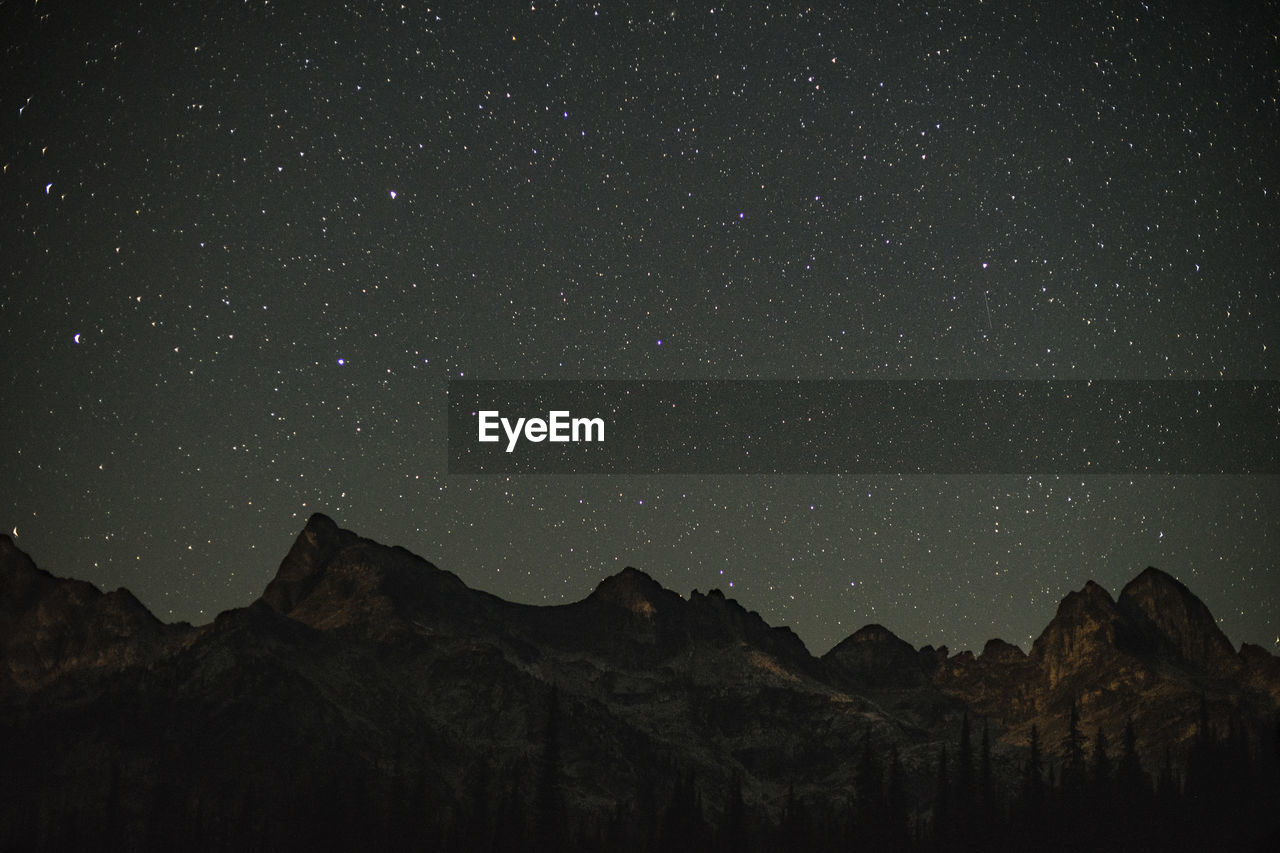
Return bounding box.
[954,712,974,848]
[933,744,951,851]
[1090,726,1111,796]
[978,719,995,847]
[1011,722,1046,849]
[885,746,910,852]
[1116,717,1147,809]
[1059,702,1088,805]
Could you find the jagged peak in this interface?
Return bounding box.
[260,512,357,615]
[1060,579,1118,610]
[100,586,154,616]
[1081,579,1113,600]
[590,566,667,597]
[1118,564,1237,666]
[979,638,1027,663]
[0,534,44,577]
[302,511,340,538]
[1119,565,1191,603]
[588,567,676,619]
[687,587,812,656]
[1028,578,1128,682]
[1,538,102,622]
[1038,578,1122,636]
[1118,566,1210,624]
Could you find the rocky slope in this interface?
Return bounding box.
[0,515,1276,851]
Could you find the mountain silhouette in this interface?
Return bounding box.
[1,515,1276,852]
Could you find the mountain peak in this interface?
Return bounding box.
[588,567,674,619]
[303,511,340,536]
[1030,578,1125,688]
[1081,579,1113,601]
[979,638,1027,665]
[1122,565,1182,595]
[846,623,912,648]
[1118,565,1237,670]
[259,512,355,616]
[823,622,930,689]
[0,537,182,690]
[256,514,488,638]
[1047,578,1120,623]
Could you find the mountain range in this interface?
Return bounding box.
[1,513,1277,852]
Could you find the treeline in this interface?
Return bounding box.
[2,698,1277,852]
[916,700,1280,853]
[519,698,1280,853]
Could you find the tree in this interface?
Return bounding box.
[1059,702,1088,804]
[1116,717,1147,808]
[934,744,951,850]
[979,719,995,843]
[956,711,974,841]
[1090,726,1111,797]
[1186,694,1225,811]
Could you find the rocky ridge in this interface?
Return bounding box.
[0,514,1276,851]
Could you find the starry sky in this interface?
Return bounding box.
[3,0,1277,655]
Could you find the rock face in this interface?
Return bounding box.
[1032,580,1130,689]
[259,512,497,639]
[0,534,191,691]
[1117,566,1240,673]
[929,567,1274,759]
[0,518,1277,853]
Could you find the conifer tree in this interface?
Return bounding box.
[1116,717,1147,809]
[1091,726,1111,795]
[1059,702,1088,804]
[886,746,910,852]
[956,712,974,825]
[979,719,995,842]
[934,744,951,850]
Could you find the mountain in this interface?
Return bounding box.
[0,534,192,692]
[0,516,1277,853]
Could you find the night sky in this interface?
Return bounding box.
[3,0,1277,656]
